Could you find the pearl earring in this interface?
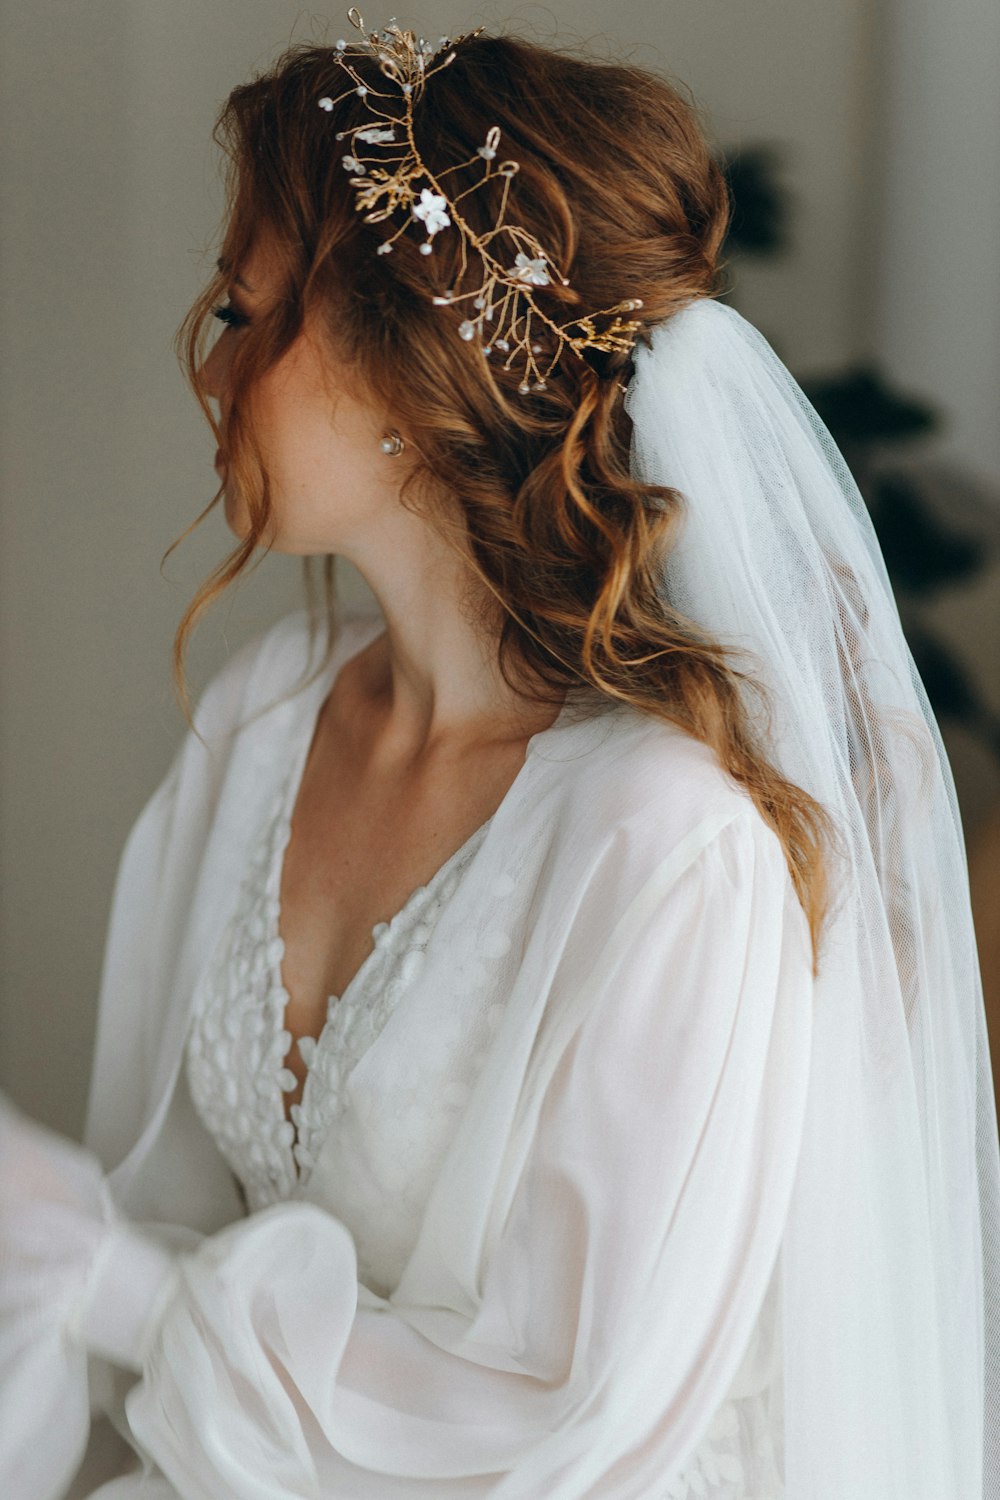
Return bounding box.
[379,430,405,456]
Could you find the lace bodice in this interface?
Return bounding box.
[185,745,492,1223]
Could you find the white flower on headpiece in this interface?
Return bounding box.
[508,253,551,286]
[411,188,451,236]
[356,126,396,144]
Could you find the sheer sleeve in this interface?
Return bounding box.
[2,808,814,1500]
[0,747,185,1500]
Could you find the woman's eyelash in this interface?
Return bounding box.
[211,302,249,328]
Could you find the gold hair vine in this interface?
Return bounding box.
[317,8,644,394]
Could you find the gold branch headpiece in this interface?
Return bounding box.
[317,9,644,394]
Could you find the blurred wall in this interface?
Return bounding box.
[0,0,991,1137]
[871,0,1000,487]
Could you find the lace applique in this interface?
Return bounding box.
[282,814,488,1179]
[663,1375,785,1498]
[185,769,490,1213]
[663,1401,744,1498]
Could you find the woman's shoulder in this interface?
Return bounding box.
[538,697,782,883]
[549,697,757,823]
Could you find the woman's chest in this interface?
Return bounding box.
[184,772,499,1226]
[182,768,537,1300]
[275,726,533,1066]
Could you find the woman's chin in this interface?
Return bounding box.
[222,487,284,549]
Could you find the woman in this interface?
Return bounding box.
[1,15,997,1499]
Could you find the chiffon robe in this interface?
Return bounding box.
[0,607,814,1499]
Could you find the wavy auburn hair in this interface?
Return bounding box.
[171,31,839,977]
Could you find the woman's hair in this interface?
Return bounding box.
[172,30,839,977]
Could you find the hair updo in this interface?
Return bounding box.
[172,29,837,975]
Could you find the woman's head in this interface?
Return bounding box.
[173,24,838,975]
[183,28,731,556]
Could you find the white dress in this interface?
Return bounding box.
[0,607,814,1500]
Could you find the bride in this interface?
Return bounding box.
[2,13,996,1499]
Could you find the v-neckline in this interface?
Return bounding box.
[271,616,574,1109]
[271,748,494,1022]
[267,770,494,1181]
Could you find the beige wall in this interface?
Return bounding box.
[1,0,993,1137]
[871,0,1000,486]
